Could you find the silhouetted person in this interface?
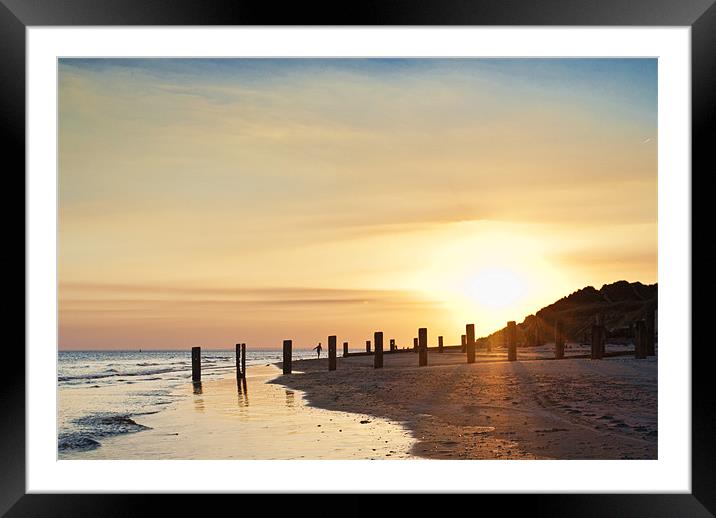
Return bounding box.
[313,343,322,359]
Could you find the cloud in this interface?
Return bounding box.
[58,59,657,349]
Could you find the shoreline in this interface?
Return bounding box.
[62,362,416,460]
[58,345,657,460]
[270,346,657,459]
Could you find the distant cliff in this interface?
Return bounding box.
[480,280,657,346]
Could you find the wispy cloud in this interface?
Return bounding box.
[58,58,657,349]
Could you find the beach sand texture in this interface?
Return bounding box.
[273,346,657,459]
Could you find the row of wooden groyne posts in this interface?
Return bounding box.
[188,318,656,382]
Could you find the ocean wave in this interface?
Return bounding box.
[58,362,236,383]
[59,412,153,452]
[58,366,181,383]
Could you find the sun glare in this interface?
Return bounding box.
[466,267,528,310]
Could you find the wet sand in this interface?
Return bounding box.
[69,364,416,460]
[272,346,657,459]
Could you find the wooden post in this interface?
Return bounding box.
[507,321,517,361]
[461,334,466,353]
[236,344,241,378]
[438,335,444,353]
[343,341,349,357]
[418,328,428,366]
[374,331,384,369]
[466,324,475,363]
[366,340,371,353]
[191,346,201,382]
[283,340,292,374]
[241,343,246,379]
[591,325,603,360]
[413,337,418,353]
[328,335,337,371]
[635,320,647,359]
[389,338,395,352]
[554,321,564,359]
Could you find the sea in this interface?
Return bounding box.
[57,349,317,457]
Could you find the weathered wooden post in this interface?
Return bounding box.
[413,337,418,353]
[191,346,201,382]
[366,340,371,353]
[328,335,337,371]
[374,331,384,368]
[438,335,444,353]
[466,324,475,363]
[389,338,395,352]
[593,314,606,358]
[241,343,246,378]
[283,339,292,374]
[418,328,428,366]
[507,321,517,361]
[591,324,603,360]
[635,320,647,359]
[554,321,564,359]
[343,341,349,357]
[236,344,241,378]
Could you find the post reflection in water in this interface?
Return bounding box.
[237,377,249,407]
[285,390,295,408]
[192,381,205,412]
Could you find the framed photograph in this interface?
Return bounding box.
[6,0,712,514]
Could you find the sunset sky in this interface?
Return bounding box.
[58,58,657,350]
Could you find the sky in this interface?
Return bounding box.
[58,58,657,350]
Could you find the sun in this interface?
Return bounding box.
[464,267,528,310]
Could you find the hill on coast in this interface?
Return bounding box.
[479,280,657,347]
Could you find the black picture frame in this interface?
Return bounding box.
[4,0,712,514]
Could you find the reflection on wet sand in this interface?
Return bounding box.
[192,381,205,412]
[237,377,249,407]
[74,364,415,459]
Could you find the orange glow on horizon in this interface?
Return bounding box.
[58,59,657,350]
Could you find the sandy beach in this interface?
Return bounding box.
[272,345,657,459]
[58,344,656,460]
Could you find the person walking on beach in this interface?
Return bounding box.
[313,343,322,359]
